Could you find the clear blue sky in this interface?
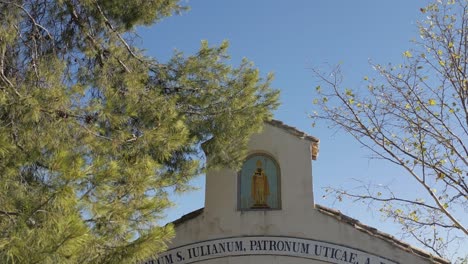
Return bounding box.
[137,0,452,255]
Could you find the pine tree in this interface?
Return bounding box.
[0,1,279,263]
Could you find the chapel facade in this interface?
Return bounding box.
[145,120,448,264]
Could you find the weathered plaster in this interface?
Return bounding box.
[150,122,447,264]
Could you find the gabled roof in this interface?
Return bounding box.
[201,119,319,159]
[266,119,319,160]
[172,208,204,227]
[170,206,450,264]
[266,119,319,143]
[315,205,450,264]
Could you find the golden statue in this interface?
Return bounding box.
[251,160,270,208]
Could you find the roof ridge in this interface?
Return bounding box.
[170,206,450,263]
[315,204,450,264]
[266,119,319,143]
[266,119,319,160]
[172,207,204,227]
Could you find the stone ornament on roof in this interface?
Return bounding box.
[267,119,319,160]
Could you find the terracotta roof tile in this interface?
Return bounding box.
[315,204,450,264]
[170,205,449,263]
[172,208,204,227]
[267,119,319,143]
[266,119,320,160]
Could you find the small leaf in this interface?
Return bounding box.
[437,172,445,180]
[428,99,437,106]
[403,51,413,58]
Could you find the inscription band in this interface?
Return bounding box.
[145,236,398,264]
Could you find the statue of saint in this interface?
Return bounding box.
[251,160,270,208]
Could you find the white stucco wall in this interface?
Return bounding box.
[149,123,442,264]
[205,123,314,219]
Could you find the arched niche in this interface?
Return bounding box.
[238,153,281,210]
